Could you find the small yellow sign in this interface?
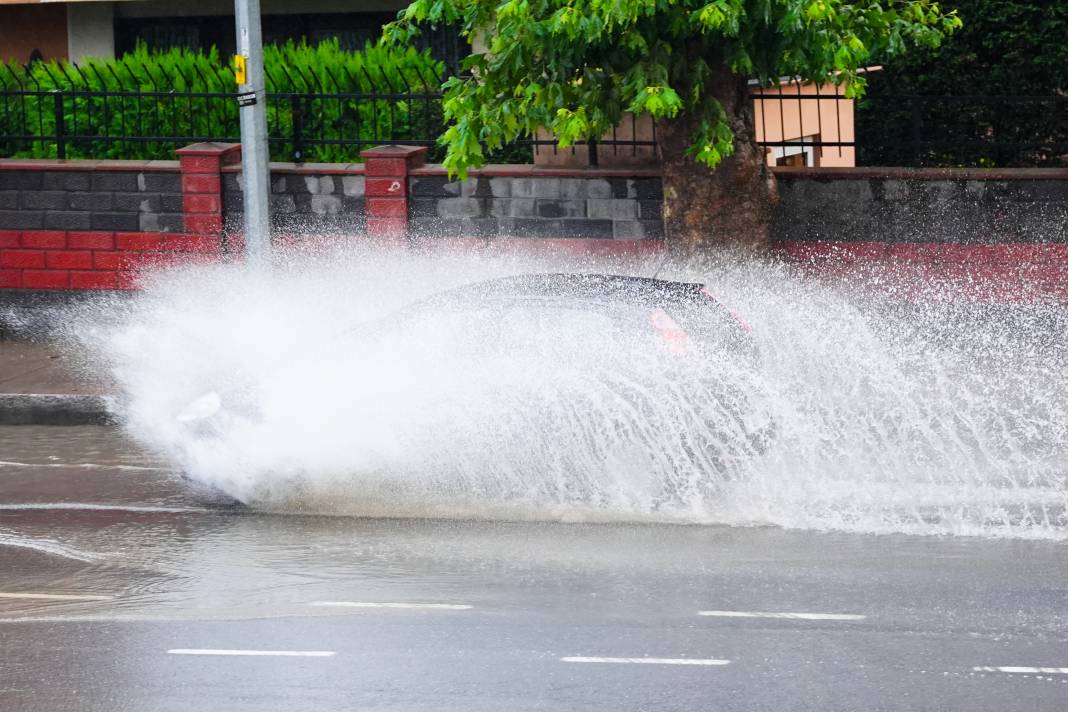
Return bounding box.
[234,55,247,85]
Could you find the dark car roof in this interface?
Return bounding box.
[363,272,756,363]
[428,273,708,308]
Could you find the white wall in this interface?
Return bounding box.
[67,2,117,61]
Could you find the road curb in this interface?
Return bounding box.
[0,394,116,426]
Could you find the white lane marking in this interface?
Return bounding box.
[0,613,304,623]
[561,657,730,666]
[0,529,104,562]
[0,616,145,623]
[0,461,168,472]
[698,610,866,621]
[973,666,1068,675]
[0,592,113,602]
[0,504,207,513]
[309,601,472,610]
[168,649,334,657]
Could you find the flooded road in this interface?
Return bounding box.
[2,425,1068,711]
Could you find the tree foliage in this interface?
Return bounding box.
[384,0,961,177]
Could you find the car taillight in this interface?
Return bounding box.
[648,308,689,354]
[700,287,752,333]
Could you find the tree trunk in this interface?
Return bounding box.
[656,67,777,254]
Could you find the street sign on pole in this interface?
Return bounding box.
[233,0,271,264]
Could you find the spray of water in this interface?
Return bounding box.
[67,245,1068,539]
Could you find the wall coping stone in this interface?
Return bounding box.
[0,159,180,173]
[773,166,1068,181]
[175,142,242,162]
[221,162,365,175]
[360,145,428,162]
[6,160,1064,182]
[219,163,662,178]
[411,165,662,178]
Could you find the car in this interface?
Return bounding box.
[175,273,775,507]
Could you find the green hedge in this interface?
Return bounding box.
[0,40,446,163]
[856,0,1068,167]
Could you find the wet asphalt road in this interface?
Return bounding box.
[2,426,1068,712]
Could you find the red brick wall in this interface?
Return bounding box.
[775,240,1068,305]
[0,230,221,290]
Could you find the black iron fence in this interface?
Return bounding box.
[0,60,447,163]
[0,61,655,166]
[856,94,1068,168]
[2,60,1066,168]
[751,81,855,167]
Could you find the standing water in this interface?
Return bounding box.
[65,246,1068,539]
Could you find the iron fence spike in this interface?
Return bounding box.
[322,64,342,93]
[209,63,227,90]
[192,63,212,90]
[38,62,62,88]
[86,63,109,91]
[173,62,194,88]
[104,63,123,90]
[70,62,91,88]
[263,64,282,92]
[357,63,376,92]
[339,63,358,91]
[291,63,313,92]
[55,62,76,89]
[144,61,162,92]
[277,63,300,92]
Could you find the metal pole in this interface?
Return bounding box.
[234,0,271,264]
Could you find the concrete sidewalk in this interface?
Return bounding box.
[0,341,111,394]
[0,341,114,424]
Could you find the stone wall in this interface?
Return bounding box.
[0,165,184,233]
[3,148,1066,305]
[773,168,1068,244]
[217,167,664,241]
[222,166,366,235]
[407,173,663,239]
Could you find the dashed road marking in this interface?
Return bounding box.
[0,503,206,513]
[561,657,730,666]
[0,461,168,472]
[0,592,113,602]
[698,610,866,621]
[973,666,1068,675]
[309,601,472,610]
[168,649,335,657]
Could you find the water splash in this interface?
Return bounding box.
[69,246,1068,539]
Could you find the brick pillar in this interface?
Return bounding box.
[360,145,428,241]
[175,142,241,237]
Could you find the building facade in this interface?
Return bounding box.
[0,0,456,65]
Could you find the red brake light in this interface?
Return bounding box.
[648,308,689,354]
[700,287,752,333]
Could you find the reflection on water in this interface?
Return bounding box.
[3,498,1068,635]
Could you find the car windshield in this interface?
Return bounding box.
[375,294,703,360]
